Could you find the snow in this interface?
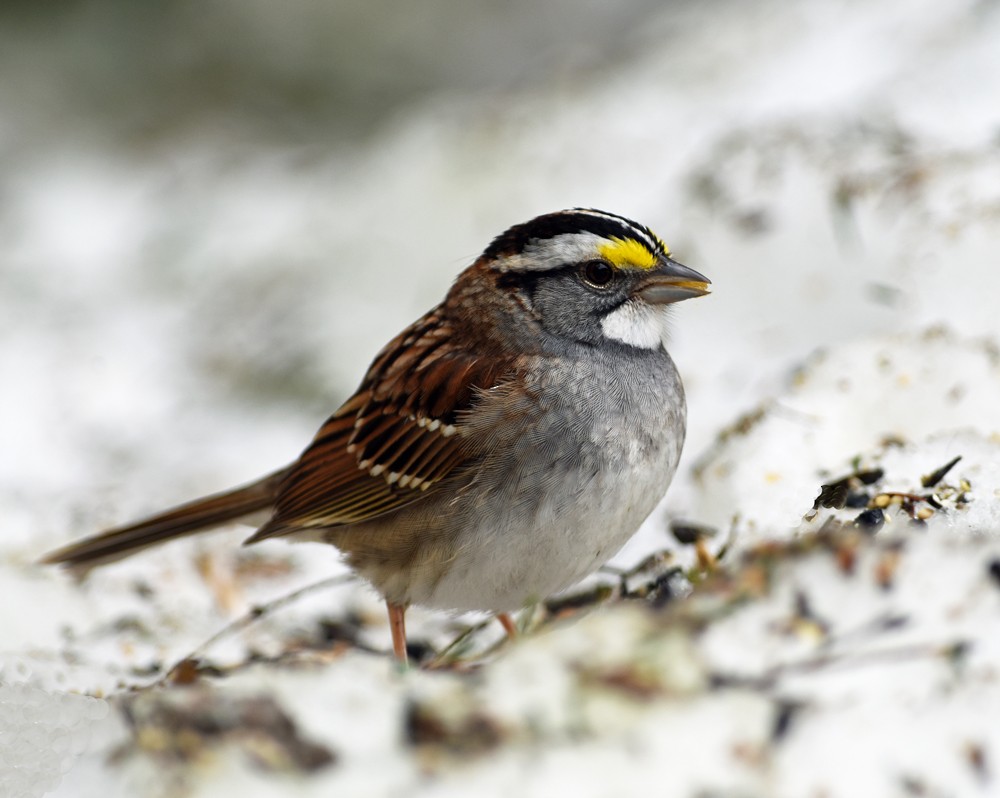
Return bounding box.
[690,329,1000,535]
[3,0,1000,796]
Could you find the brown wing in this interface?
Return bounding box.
[248,307,515,541]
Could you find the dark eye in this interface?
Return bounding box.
[581,260,614,288]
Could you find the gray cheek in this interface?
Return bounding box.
[531,277,624,345]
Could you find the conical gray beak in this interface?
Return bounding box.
[635,258,711,305]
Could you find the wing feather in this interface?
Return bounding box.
[248,309,515,542]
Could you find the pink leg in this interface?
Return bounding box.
[497,612,518,638]
[387,602,409,664]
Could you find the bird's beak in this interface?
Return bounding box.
[634,257,711,305]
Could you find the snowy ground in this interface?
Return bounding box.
[3,0,1000,796]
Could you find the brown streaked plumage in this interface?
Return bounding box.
[43,262,524,662]
[251,307,517,541]
[42,298,517,565]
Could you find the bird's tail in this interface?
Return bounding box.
[40,467,291,574]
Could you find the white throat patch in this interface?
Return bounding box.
[600,301,671,350]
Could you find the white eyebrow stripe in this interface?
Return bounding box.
[498,232,607,272]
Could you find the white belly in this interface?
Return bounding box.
[422,454,679,611]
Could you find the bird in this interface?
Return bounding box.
[41,208,711,664]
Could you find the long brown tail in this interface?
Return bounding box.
[40,467,292,574]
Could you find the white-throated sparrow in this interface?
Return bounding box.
[43,209,710,663]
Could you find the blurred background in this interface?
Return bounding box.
[4,0,1000,795]
[3,0,1000,585]
[3,0,1000,571]
[3,0,995,520]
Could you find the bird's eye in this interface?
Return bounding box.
[581,260,614,288]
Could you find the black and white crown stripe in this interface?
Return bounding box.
[481,208,667,271]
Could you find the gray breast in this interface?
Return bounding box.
[410,345,687,611]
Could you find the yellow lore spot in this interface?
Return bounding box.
[597,236,665,271]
